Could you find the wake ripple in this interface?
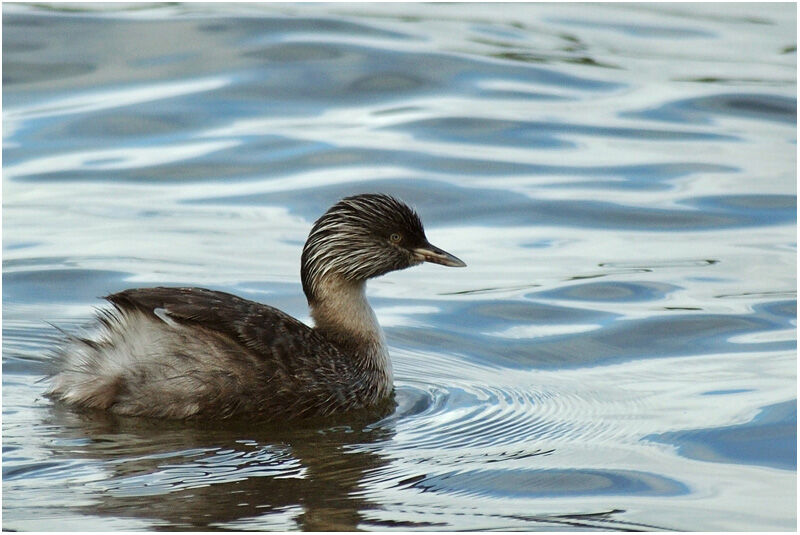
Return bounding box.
[388,349,660,453]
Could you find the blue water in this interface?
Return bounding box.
[2,2,796,531]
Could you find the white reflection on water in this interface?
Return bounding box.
[5,140,239,177]
[487,323,602,339]
[4,76,229,122]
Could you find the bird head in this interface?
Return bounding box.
[301,193,465,302]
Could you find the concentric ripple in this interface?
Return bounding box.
[386,345,794,458]
[387,349,623,451]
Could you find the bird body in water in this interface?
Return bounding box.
[46,194,465,420]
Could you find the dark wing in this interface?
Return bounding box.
[106,287,333,368]
[103,287,370,419]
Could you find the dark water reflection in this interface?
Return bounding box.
[3,2,796,531]
[17,408,387,530]
[624,93,797,125]
[648,400,797,472]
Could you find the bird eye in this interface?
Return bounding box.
[390,233,402,243]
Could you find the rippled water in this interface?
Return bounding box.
[2,2,796,531]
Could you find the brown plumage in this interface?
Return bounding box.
[46,194,465,420]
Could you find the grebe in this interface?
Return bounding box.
[46,194,465,420]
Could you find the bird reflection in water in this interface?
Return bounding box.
[44,403,397,531]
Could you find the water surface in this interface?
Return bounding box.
[3,2,796,531]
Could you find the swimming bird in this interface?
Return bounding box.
[46,194,465,420]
